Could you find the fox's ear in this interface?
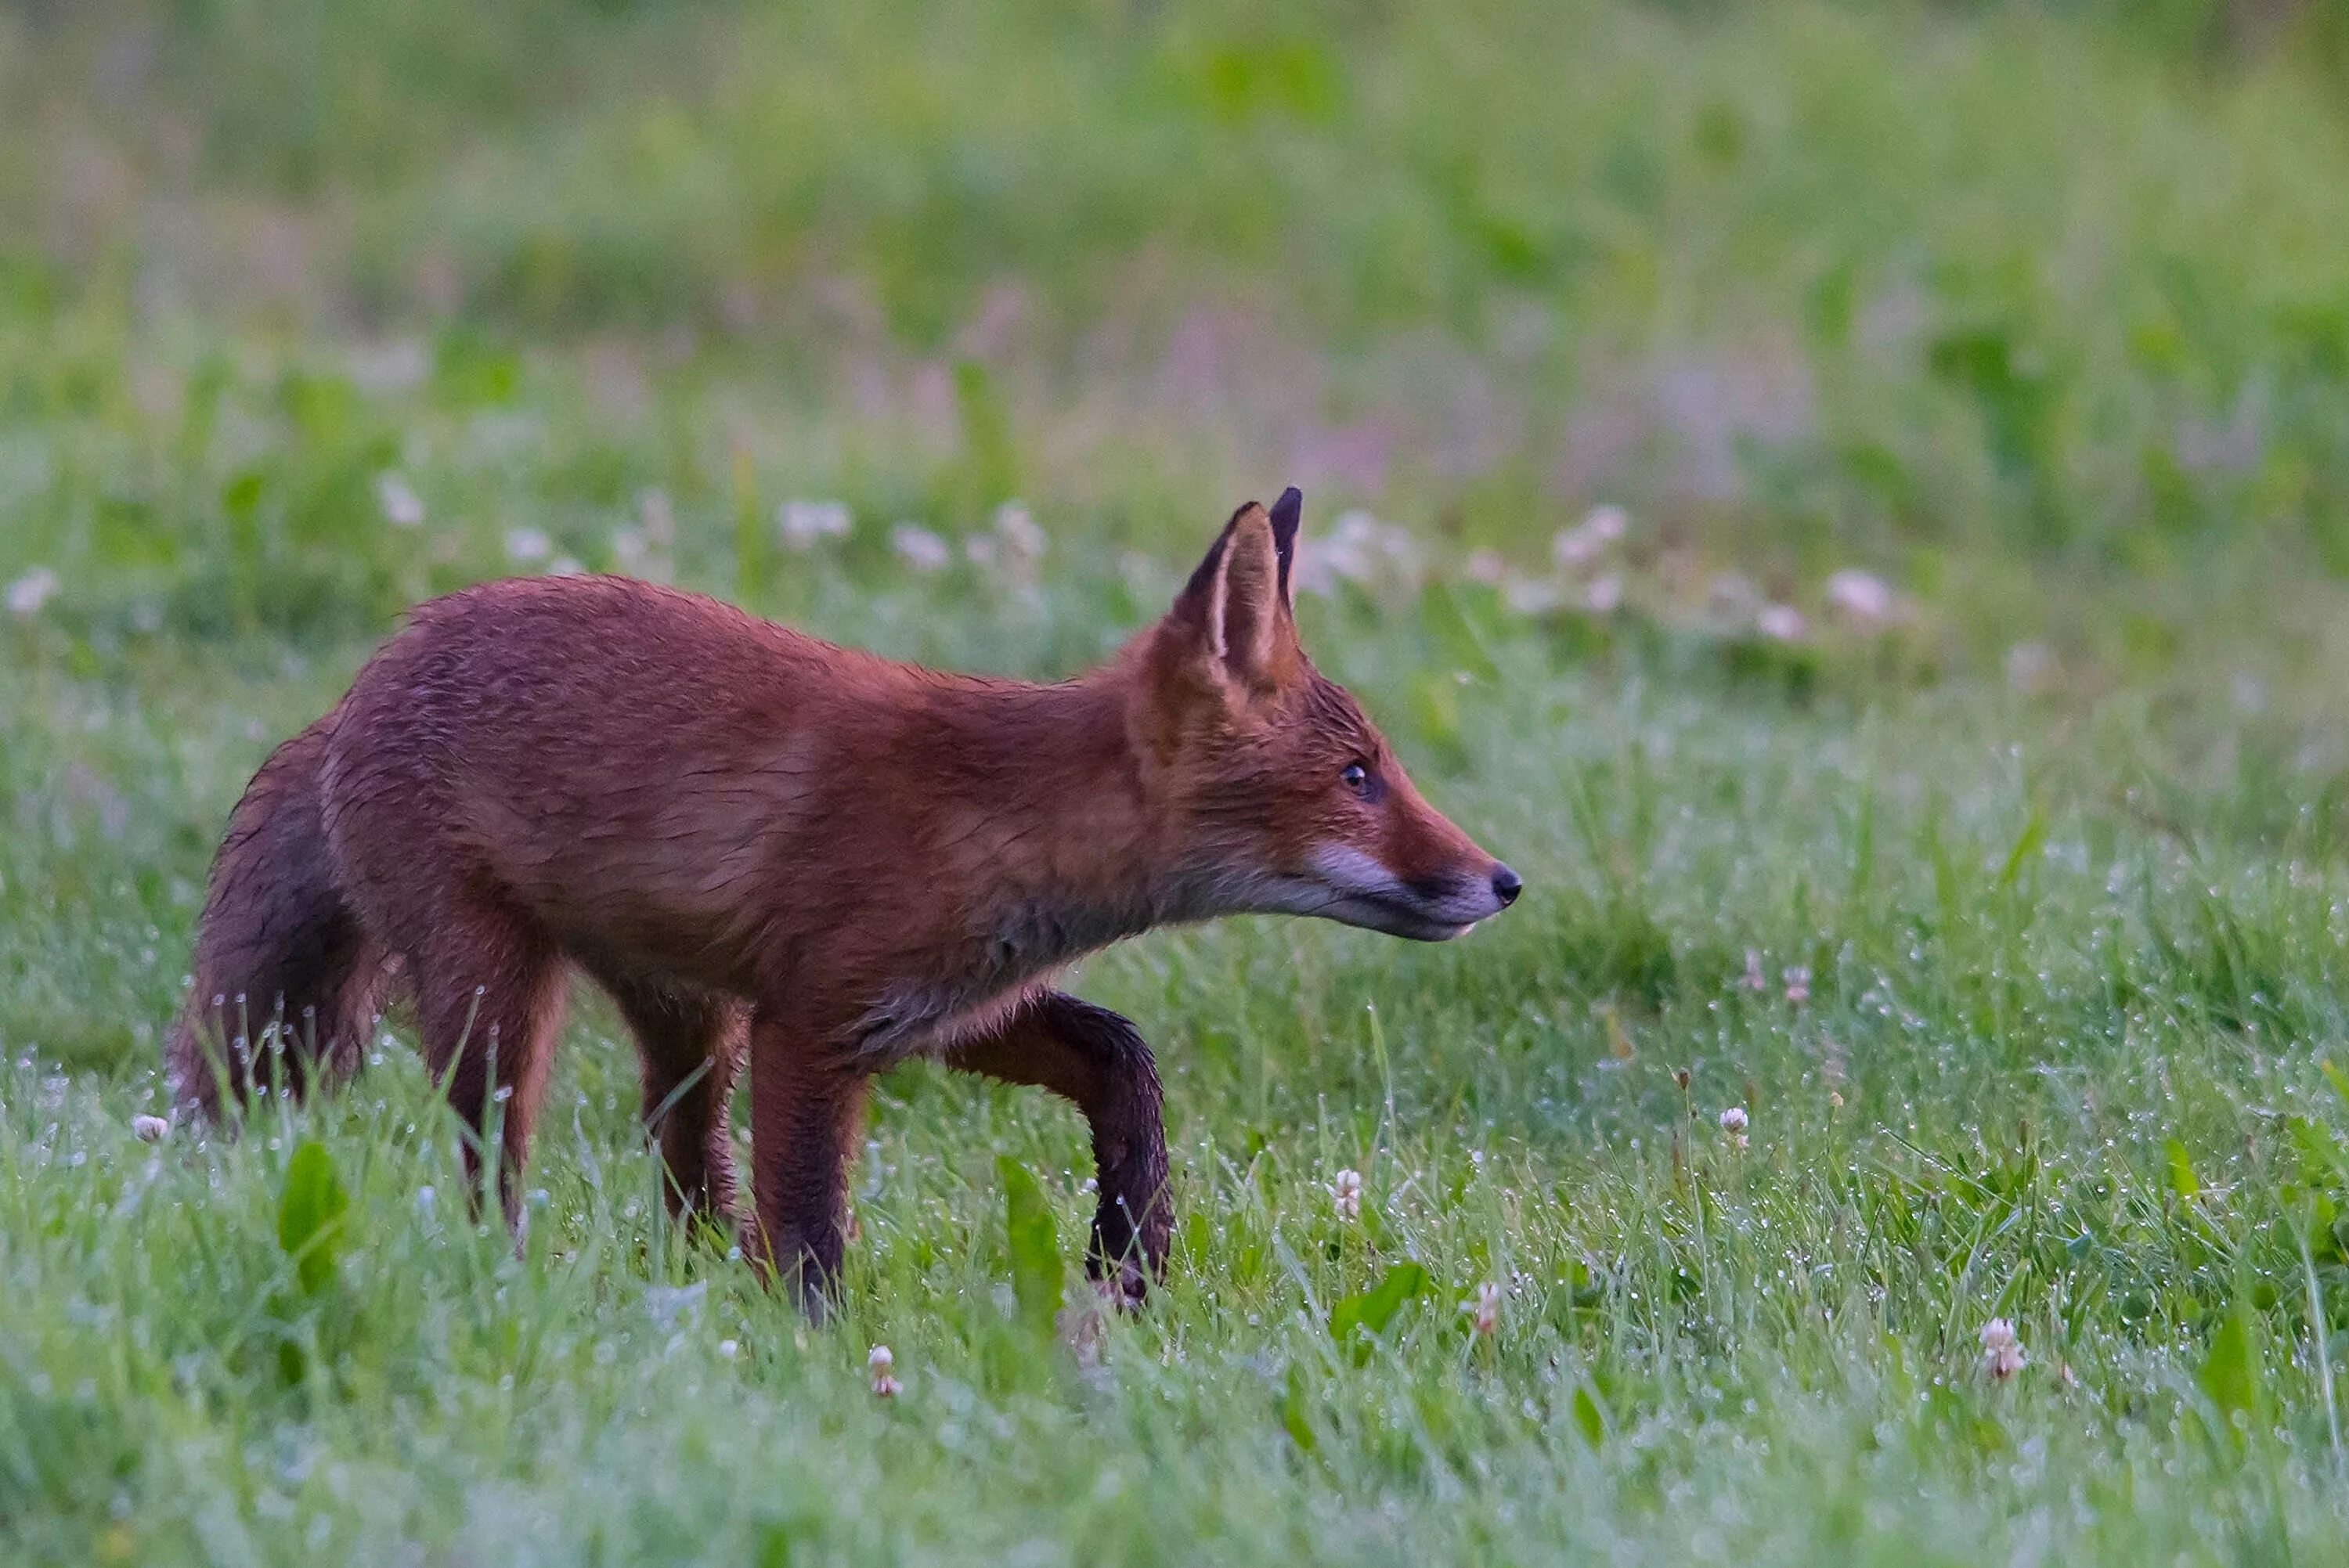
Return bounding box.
[1169,496,1301,696]
[1268,486,1302,605]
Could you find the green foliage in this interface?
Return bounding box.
[276,1141,349,1296]
[1328,1262,1427,1361]
[996,1155,1063,1336]
[9,0,2349,1562]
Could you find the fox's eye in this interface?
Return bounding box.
[1340,762,1373,798]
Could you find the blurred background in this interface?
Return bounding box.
[2,0,2346,665]
[5,0,2349,1061]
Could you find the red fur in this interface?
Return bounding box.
[167,495,1514,1313]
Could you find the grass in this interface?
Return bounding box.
[11,0,2349,1562]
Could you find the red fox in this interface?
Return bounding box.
[168,488,1519,1312]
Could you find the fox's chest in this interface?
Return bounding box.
[849,900,1141,1063]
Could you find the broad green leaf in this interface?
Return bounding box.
[2165,1139,2199,1201]
[2200,1305,2259,1440]
[1329,1261,1427,1358]
[2322,1058,2349,1115]
[1572,1385,1607,1448]
[1279,1364,1318,1452]
[997,1155,1062,1334]
[277,1140,348,1296]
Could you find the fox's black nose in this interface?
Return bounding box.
[1491,864,1522,907]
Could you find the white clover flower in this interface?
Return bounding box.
[992,501,1045,560]
[1741,949,1767,993]
[1468,1281,1503,1336]
[868,1343,900,1397]
[375,473,424,527]
[1464,550,1508,586]
[131,1114,169,1143]
[1756,604,1806,642]
[1503,578,1564,615]
[503,527,552,564]
[1979,1318,2026,1381]
[890,524,951,574]
[1330,1168,1363,1223]
[779,499,853,550]
[1783,966,1811,1007]
[1709,573,1762,616]
[718,1339,739,1360]
[1718,1106,1749,1149]
[1824,568,1896,626]
[5,566,60,618]
[1552,506,1627,571]
[637,488,677,546]
[375,472,426,528]
[1585,574,1624,615]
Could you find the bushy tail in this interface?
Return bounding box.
[167,717,388,1120]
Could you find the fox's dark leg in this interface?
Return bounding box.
[745,1010,870,1321]
[591,970,748,1224]
[409,906,568,1232]
[953,992,1170,1308]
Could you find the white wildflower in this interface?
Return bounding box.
[503,527,552,564]
[1503,578,1564,615]
[1741,949,1767,992]
[1783,966,1811,1006]
[1979,1318,2026,1381]
[1709,573,1761,616]
[1468,1280,1503,1336]
[1718,1106,1749,1149]
[547,557,585,577]
[890,524,951,573]
[1756,604,1806,642]
[1552,505,1626,571]
[5,566,59,618]
[718,1339,739,1360]
[374,473,425,528]
[1585,574,1624,615]
[779,499,853,550]
[992,501,1045,560]
[1330,1168,1363,1223]
[637,488,677,546]
[1824,568,1896,626]
[2005,641,2052,694]
[131,1114,169,1143]
[1464,550,1508,586]
[868,1343,901,1397]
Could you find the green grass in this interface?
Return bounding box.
[12,0,2349,1562]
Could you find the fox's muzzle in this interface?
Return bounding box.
[1305,845,1522,942]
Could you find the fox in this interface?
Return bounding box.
[166,488,1520,1314]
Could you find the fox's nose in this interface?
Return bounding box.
[1490,864,1522,907]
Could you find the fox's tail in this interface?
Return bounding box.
[166,717,388,1120]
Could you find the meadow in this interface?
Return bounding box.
[9,1,2349,1561]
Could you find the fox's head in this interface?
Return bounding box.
[1130,488,1520,942]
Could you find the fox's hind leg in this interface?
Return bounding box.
[168,719,390,1120]
[953,992,1170,1309]
[744,1013,870,1321]
[406,906,568,1231]
[590,970,747,1225]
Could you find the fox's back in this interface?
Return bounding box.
[316,576,944,982]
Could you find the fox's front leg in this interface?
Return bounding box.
[745,1010,871,1322]
[954,991,1171,1308]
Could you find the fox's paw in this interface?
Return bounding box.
[1091,1258,1150,1315]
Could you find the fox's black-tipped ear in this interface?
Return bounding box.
[1268,486,1302,604]
[1166,499,1301,699]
